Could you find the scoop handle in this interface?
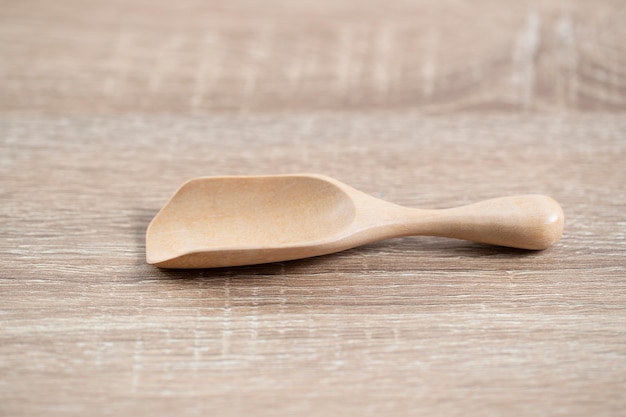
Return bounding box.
[412,195,564,250]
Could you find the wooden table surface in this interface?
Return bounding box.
[1,0,625,415]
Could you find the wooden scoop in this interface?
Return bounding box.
[146,174,564,268]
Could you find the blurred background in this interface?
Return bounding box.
[1,0,625,114]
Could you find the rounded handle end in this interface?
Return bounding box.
[520,195,564,250]
[430,195,564,250]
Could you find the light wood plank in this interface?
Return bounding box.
[1,114,625,416]
[1,0,626,112]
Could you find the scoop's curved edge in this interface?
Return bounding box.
[147,224,362,268]
[145,176,206,265]
[148,238,344,269]
[145,173,357,267]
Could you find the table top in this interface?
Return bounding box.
[2,0,625,416]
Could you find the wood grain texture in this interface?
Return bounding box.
[1,0,626,113]
[2,114,625,416]
[1,0,626,416]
